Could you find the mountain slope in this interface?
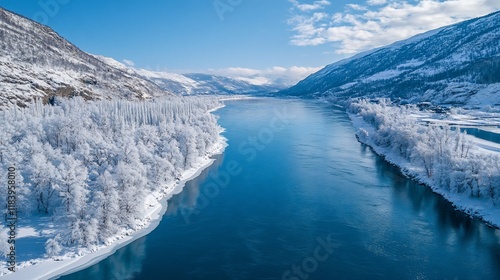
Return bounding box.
[93,56,286,95]
[0,8,166,107]
[281,11,500,106]
[183,73,284,95]
[137,70,285,95]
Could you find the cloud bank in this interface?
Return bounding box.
[288,0,500,54]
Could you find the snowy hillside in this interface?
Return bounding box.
[281,11,500,106]
[0,8,170,108]
[93,56,286,95]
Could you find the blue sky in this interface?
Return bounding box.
[1,0,499,82]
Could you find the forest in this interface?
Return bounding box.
[0,96,224,256]
[349,99,500,206]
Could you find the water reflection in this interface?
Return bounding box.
[61,236,147,280]
[371,142,500,277]
[491,242,500,275]
[165,153,225,217]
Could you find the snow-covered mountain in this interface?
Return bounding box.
[94,56,286,95]
[183,73,285,95]
[0,7,282,108]
[0,8,167,107]
[136,70,286,95]
[281,11,500,106]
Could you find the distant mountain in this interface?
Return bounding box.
[182,73,285,95]
[281,11,500,106]
[94,56,286,95]
[0,7,167,107]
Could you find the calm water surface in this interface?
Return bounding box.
[61,98,500,280]
[460,127,500,144]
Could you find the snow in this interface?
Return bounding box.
[415,112,500,129]
[0,148,225,280]
[388,26,447,49]
[340,82,358,90]
[91,55,134,74]
[396,59,424,69]
[364,69,403,82]
[0,97,228,278]
[468,84,500,106]
[17,228,39,239]
[471,137,500,154]
[348,99,500,230]
[481,127,500,134]
[133,68,199,86]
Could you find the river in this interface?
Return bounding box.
[61,98,500,280]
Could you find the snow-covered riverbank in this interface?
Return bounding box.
[1,139,225,280]
[0,97,228,279]
[348,100,500,229]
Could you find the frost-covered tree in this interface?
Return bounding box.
[0,227,10,257]
[57,155,88,213]
[0,96,224,253]
[29,152,60,214]
[349,99,500,206]
[45,234,63,258]
[94,171,121,242]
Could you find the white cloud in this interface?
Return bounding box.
[220,67,262,76]
[288,12,329,46]
[346,4,367,11]
[288,0,500,54]
[122,59,135,67]
[290,0,331,12]
[367,0,387,5]
[206,66,322,85]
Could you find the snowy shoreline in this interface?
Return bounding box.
[0,98,229,279]
[349,113,500,230]
[0,140,226,280]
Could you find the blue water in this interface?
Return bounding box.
[61,98,500,280]
[460,127,500,144]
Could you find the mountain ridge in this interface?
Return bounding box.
[281,11,500,106]
[0,7,170,107]
[92,55,287,95]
